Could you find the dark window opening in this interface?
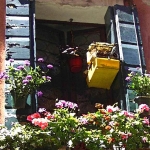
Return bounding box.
[35,20,117,115]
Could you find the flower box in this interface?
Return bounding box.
[134,96,150,107]
[86,57,120,89]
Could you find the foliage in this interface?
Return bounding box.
[0,101,149,150]
[0,58,53,99]
[125,68,150,96]
[27,99,79,149]
[80,103,150,150]
[0,123,60,150]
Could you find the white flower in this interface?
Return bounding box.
[67,140,73,147]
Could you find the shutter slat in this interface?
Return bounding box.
[6,17,29,37]
[6,28,29,37]
[6,48,30,59]
[6,17,29,27]
[122,44,140,65]
[119,23,137,44]
[6,7,29,16]
[6,0,29,5]
[6,0,29,16]
[115,6,134,23]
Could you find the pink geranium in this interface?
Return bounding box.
[120,133,129,140]
[27,112,41,122]
[106,105,114,113]
[46,113,55,120]
[142,117,149,125]
[138,104,150,113]
[32,118,49,130]
[106,105,119,113]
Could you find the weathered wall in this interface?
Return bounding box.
[0,0,6,124]
[36,0,123,6]
[134,0,150,72]
[36,0,123,24]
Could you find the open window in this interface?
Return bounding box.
[35,4,146,114]
[5,1,145,128]
[35,21,112,115]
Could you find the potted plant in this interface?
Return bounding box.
[27,100,108,150]
[80,103,150,150]
[27,99,79,149]
[0,58,53,109]
[61,45,84,73]
[0,101,149,150]
[125,67,150,107]
[0,123,63,150]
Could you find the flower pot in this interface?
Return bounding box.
[11,91,28,109]
[86,57,120,89]
[134,96,150,117]
[69,56,82,73]
[134,96,150,107]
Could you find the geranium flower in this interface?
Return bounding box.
[37,91,43,97]
[59,100,67,106]
[125,76,131,81]
[120,110,135,118]
[120,110,129,116]
[22,79,29,84]
[46,76,51,80]
[55,101,63,108]
[142,136,148,143]
[38,108,46,113]
[78,116,88,125]
[46,113,55,120]
[32,118,49,130]
[17,65,24,70]
[142,117,149,125]
[68,102,78,109]
[120,132,129,140]
[26,75,32,80]
[24,60,30,66]
[27,112,41,121]
[138,104,150,113]
[9,59,14,63]
[106,105,114,113]
[47,64,53,69]
[38,58,44,62]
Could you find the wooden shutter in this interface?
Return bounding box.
[114,5,145,67]
[5,0,35,129]
[105,5,145,67]
[105,6,117,44]
[105,5,146,110]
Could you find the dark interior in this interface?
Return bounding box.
[35,20,120,115]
